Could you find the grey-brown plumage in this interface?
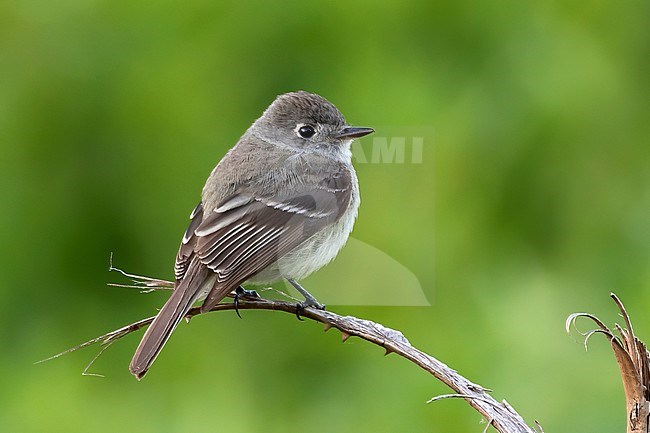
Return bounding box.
[129,91,373,380]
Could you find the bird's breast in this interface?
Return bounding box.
[248,170,360,283]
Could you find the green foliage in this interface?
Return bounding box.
[1,0,648,431]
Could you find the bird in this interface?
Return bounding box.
[129,91,374,380]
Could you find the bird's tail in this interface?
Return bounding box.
[129,262,211,380]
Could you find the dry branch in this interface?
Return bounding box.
[43,271,540,433]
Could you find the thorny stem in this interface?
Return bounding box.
[40,271,540,433]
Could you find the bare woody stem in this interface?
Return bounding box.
[46,283,539,433]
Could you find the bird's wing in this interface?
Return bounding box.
[173,166,353,312]
[174,201,204,281]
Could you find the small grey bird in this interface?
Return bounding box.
[129,91,373,379]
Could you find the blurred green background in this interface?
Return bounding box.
[1,0,649,432]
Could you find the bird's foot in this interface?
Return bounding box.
[285,278,325,320]
[294,295,326,322]
[233,286,260,319]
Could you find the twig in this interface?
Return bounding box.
[107,255,174,292]
[41,273,539,433]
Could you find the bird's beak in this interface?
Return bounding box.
[335,126,375,139]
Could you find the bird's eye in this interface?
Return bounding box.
[297,125,316,139]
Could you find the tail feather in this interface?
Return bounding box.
[129,262,210,380]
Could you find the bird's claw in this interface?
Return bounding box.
[233,286,261,318]
[294,300,326,321]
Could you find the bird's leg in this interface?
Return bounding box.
[233,286,260,319]
[286,278,325,321]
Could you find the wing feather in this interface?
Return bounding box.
[172,167,353,312]
[174,201,204,281]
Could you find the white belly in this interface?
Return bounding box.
[249,183,360,284]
